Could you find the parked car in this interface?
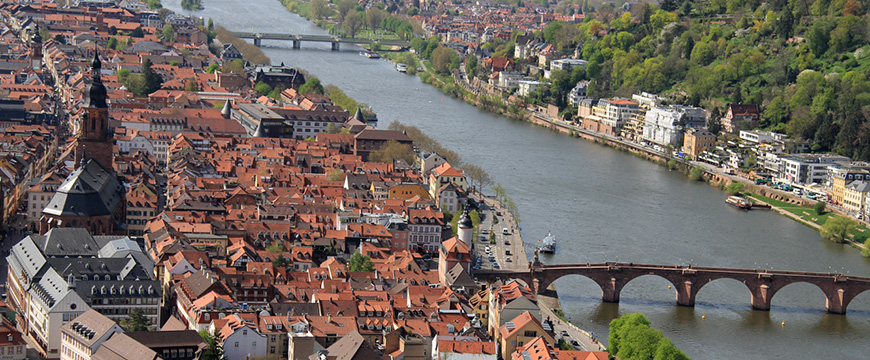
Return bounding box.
[561,330,569,337]
[571,340,580,346]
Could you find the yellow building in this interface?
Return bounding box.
[498,311,554,356]
[829,163,870,205]
[469,289,490,330]
[388,183,430,200]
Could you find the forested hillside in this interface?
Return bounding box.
[533,0,870,159]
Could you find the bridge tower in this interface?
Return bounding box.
[457,207,472,247]
[293,40,300,49]
[253,34,262,47]
[331,41,340,51]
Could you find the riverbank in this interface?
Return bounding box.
[475,192,605,351]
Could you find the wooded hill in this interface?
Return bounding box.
[510,0,870,160]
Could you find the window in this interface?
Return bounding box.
[234,342,239,348]
[252,341,257,347]
[523,330,536,337]
[243,329,247,335]
[270,346,276,354]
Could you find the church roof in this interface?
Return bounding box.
[43,159,123,218]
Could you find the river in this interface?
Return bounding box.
[167,1,870,358]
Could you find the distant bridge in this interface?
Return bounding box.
[232,31,411,50]
[474,262,870,314]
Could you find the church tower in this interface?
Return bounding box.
[75,56,113,170]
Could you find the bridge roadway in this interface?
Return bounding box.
[232,31,411,49]
[473,262,870,314]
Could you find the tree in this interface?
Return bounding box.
[337,0,355,23]
[725,182,744,194]
[254,81,273,95]
[328,168,346,181]
[821,216,857,243]
[199,330,226,360]
[466,55,478,76]
[815,201,826,215]
[184,78,199,92]
[367,8,385,30]
[266,241,284,253]
[119,309,149,331]
[343,11,364,38]
[431,46,454,74]
[162,24,176,42]
[107,37,118,50]
[689,166,705,181]
[298,77,325,95]
[206,63,220,73]
[369,140,415,164]
[310,0,327,20]
[131,27,145,38]
[463,163,492,194]
[348,252,374,272]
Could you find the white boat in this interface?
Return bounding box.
[360,51,380,59]
[396,63,407,73]
[540,231,555,253]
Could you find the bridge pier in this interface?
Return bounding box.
[825,288,847,314]
[331,41,340,51]
[602,277,620,303]
[675,280,696,307]
[292,40,300,49]
[750,284,772,311]
[253,38,261,47]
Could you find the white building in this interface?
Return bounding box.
[517,80,543,97]
[567,81,589,106]
[642,105,708,146]
[549,58,587,71]
[59,310,124,360]
[496,72,525,90]
[779,154,851,185]
[218,316,268,360]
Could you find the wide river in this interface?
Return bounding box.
[168,1,870,358]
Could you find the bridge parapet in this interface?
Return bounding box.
[474,262,870,314]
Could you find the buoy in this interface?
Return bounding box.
[668,285,672,289]
[701,314,705,319]
[782,321,785,326]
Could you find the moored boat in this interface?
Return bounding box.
[725,195,751,210]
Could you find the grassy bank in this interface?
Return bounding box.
[215,25,270,64]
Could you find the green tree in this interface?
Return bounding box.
[131,27,145,38]
[107,37,118,50]
[348,252,374,272]
[337,0,355,23]
[328,168,346,181]
[206,63,220,73]
[369,140,415,164]
[184,78,199,92]
[815,201,827,215]
[725,182,744,194]
[821,216,857,243]
[162,24,176,42]
[689,166,705,181]
[119,309,149,331]
[465,55,478,76]
[367,7,385,30]
[254,81,273,95]
[142,58,163,94]
[310,0,327,19]
[431,46,454,74]
[343,11,364,38]
[199,330,226,360]
[266,241,284,253]
[298,77,325,95]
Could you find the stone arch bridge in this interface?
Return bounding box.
[473,262,870,314]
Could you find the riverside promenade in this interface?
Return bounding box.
[473,193,606,352]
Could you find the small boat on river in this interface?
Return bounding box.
[539,231,556,253]
[725,196,751,210]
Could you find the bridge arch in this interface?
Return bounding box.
[693,277,755,308]
[618,273,684,304]
[839,287,870,314]
[766,281,830,312]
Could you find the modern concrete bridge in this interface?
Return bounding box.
[233,31,411,50]
[474,262,870,314]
